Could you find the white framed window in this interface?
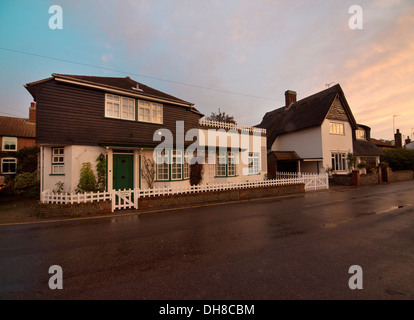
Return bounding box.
[1,158,17,174]
[356,129,365,140]
[52,147,65,175]
[121,97,135,120]
[105,94,120,119]
[215,151,237,177]
[2,137,17,151]
[105,94,135,120]
[138,100,163,124]
[330,122,345,135]
[171,150,182,180]
[183,154,190,180]
[248,152,260,175]
[156,150,169,181]
[155,149,189,181]
[331,153,346,171]
[138,100,151,122]
[152,103,163,124]
[227,151,237,177]
[216,152,227,177]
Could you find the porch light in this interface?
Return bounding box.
[99,153,105,161]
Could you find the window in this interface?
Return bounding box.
[216,151,237,177]
[52,147,64,175]
[155,150,189,181]
[105,94,120,118]
[356,129,365,140]
[105,94,135,120]
[228,152,236,176]
[248,152,260,175]
[330,122,345,135]
[138,100,163,124]
[121,97,135,120]
[183,154,190,180]
[331,153,346,171]
[2,137,17,151]
[152,103,163,124]
[1,158,17,174]
[216,152,227,177]
[156,150,169,181]
[171,150,182,180]
[138,100,151,122]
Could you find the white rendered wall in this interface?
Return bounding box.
[271,126,323,159]
[321,120,353,173]
[43,145,106,193]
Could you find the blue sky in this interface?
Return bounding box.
[1,0,413,140]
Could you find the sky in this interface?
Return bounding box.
[0,0,413,141]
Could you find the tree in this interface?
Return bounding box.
[205,108,237,124]
[142,156,155,189]
[382,148,414,171]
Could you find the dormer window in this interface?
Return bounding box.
[356,129,366,140]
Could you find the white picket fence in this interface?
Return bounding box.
[276,172,329,191]
[199,119,266,134]
[41,172,329,212]
[41,190,112,204]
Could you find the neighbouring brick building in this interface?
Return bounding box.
[0,103,36,185]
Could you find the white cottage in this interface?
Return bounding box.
[257,84,382,177]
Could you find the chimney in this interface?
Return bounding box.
[394,129,402,148]
[285,90,297,108]
[29,102,36,123]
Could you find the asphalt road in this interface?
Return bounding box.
[1,181,414,300]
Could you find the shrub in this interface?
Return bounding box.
[190,162,204,186]
[96,156,107,192]
[382,149,414,171]
[16,146,40,173]
[76,162,97,193]
[13,171,40,199]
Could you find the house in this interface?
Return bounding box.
[0,104,36,184]
[25,74,267,194]
[256,84,382,177]
[370,138,396,152]
[353,124,383,168]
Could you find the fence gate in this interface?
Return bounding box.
[111,188,138,212]
[303,174,329,191]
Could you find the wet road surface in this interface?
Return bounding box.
[1,181,414,299]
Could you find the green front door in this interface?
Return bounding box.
[113,154,134,190]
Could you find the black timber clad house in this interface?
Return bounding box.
[25,74,204,193]
[25,74,202,147]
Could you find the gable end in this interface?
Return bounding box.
[326,95,349,122]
